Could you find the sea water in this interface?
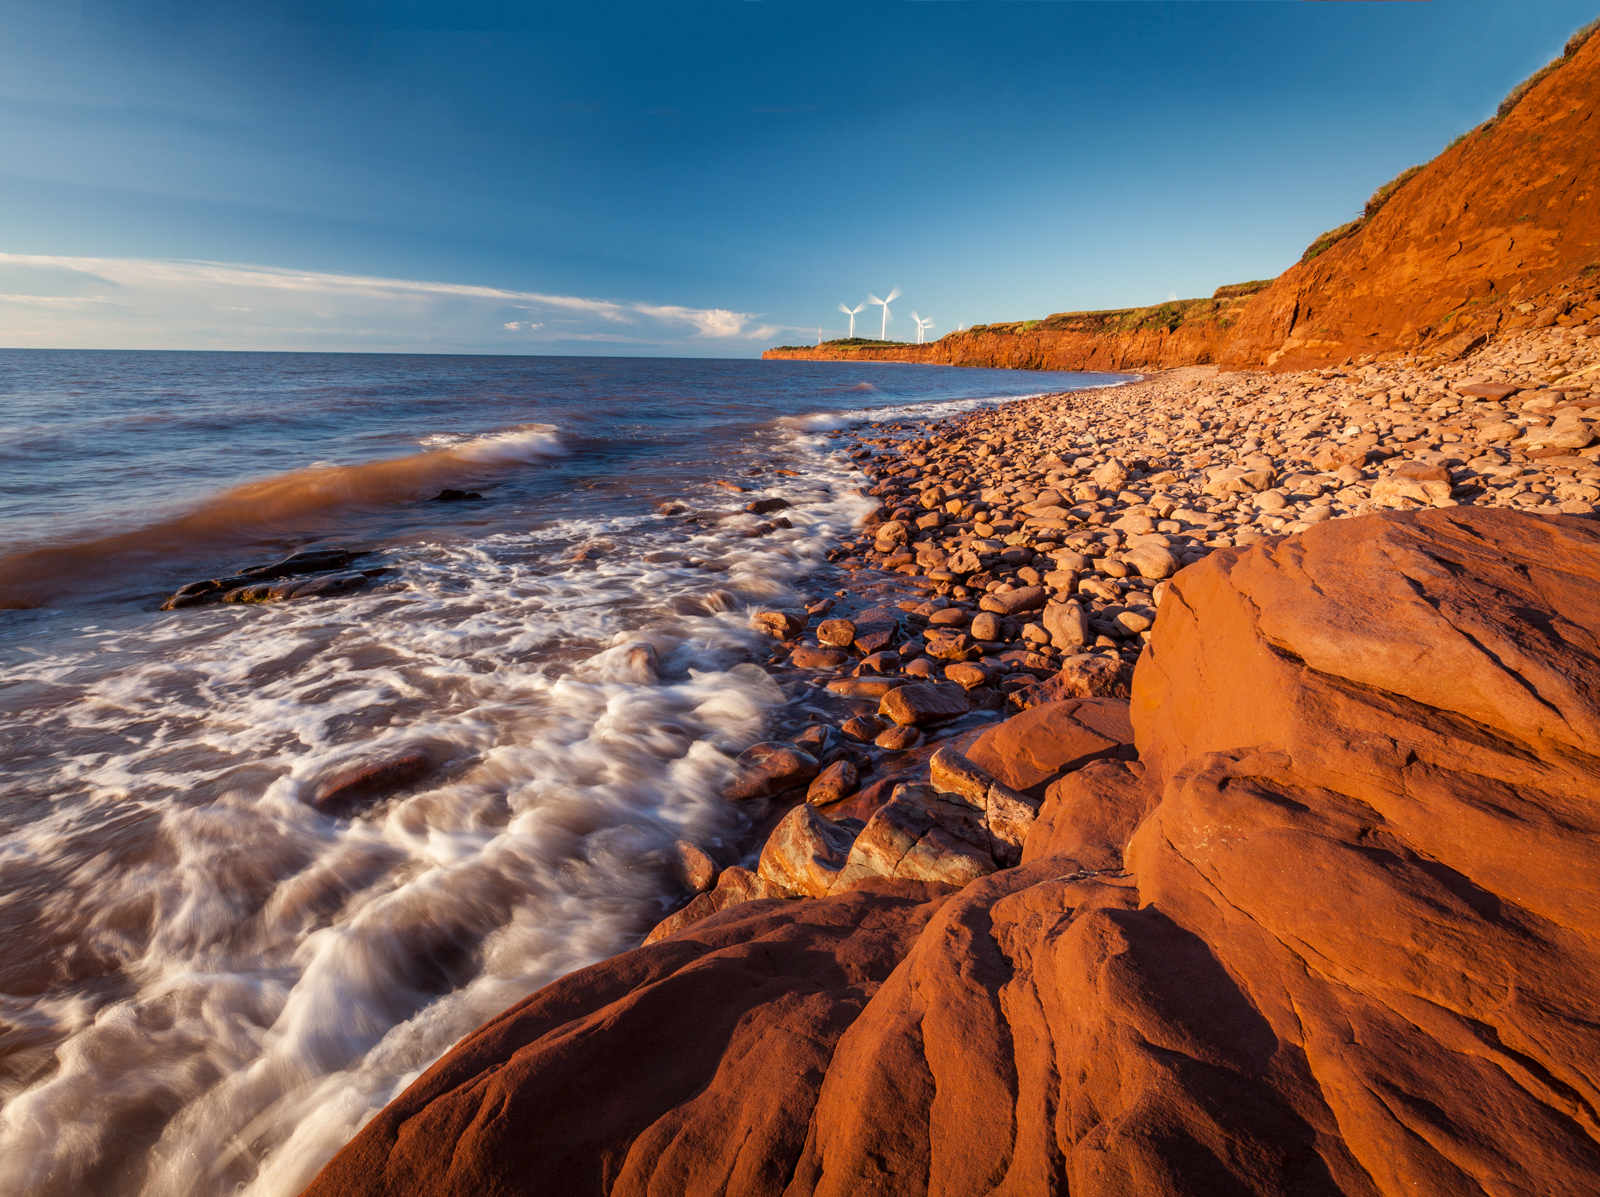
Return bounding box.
[0,350,1123,1196]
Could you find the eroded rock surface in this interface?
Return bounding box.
[302,508,1600,1197]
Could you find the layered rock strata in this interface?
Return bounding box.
[301,505,1600,1196]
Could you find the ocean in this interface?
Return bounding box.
[0,350,1124,1196]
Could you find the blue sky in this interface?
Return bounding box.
[0,0,1593,355]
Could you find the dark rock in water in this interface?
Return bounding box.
[431,489,484,502]
[238,548,357,579]
[744,497,791,514]
[309,752,433,816]
[284,571,372,600]
[160,548,369,610]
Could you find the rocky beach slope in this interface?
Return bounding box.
[300,307,1600,1194]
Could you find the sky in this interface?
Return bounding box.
[0,0,1594,356]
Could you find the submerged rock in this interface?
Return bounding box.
[308,752,433,817]
[159,547,369,610]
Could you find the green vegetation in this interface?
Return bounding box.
[1496,16,1599,121]
[1211,279,1275,300]
[768,337,909,350]
[1300,162,1426,264]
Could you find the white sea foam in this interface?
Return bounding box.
[430,423,565,464]
[778,389,1063,432]
[0,428,872,1196]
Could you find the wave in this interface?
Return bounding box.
[0,426,563,609]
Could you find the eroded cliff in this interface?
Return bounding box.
[767,20,1600,375]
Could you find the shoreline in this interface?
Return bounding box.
[644,311,1600,942]
[298,309,1600,1197]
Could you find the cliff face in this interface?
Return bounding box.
[767,24,1600,375]
[763,297,1247,373]
[1219,22,1600,371]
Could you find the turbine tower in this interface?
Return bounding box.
[912,312,935,343]
[867,287,901,340]
[837,301,865,339]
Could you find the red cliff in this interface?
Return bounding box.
[767,20,1600,375]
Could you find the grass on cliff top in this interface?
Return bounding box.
[965,282,1272,339]
[768,337,908,350]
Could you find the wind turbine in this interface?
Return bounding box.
[912,312,935,343]
[837,301,865,339]
[867,287,901,340]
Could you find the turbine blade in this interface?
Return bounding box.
[867,294,884,306]
[885,286,902,303]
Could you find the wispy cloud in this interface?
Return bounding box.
[0,254,777,353]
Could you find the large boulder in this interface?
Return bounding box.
[303,509,1600,1197]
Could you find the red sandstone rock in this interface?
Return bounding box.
[1009,653,1134,708]
[877,681,971,727]
[757,803,856,897]
[304,508,1600,1197]
[748,609,805,639]
[640,866,795,946]
[977,585,1046,616]
[963,696,1135,798]
[805,758,858,805]
[815,618,856,648]
[828,784,995,892]
[670,839,717,893]
[721,741,819,801]
[790,645,849,669]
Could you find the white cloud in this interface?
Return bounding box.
[0,253,775,353]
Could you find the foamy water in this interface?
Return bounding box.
[0,351,1124,1195]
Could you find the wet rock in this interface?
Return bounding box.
[750,609,806,639]
[826,677,906,701]
[431,489,484,502]
[308,752,432,817]
[806,759,860,805]
[942,662,990,690]
[160,547,364,610]
[672,840,718,894]
[791,724,831,754]
[723,742,820,801]
[854,651,900,675]
[624,643,659,682]
[878,682,971,727]
[851,616,900,656]
[815,618,857,647]
[923,629,976,661]
[840,714,889,743]
[757,804,858,897]
[790,645,849,669]
[874,725,922,751]
[744,497,792,514]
